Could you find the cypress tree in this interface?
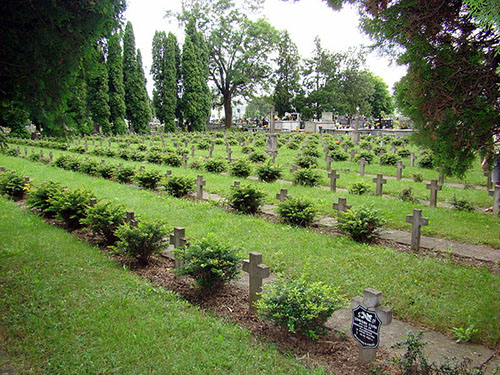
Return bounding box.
[151,31,167,125]
[87,47,111,134]
[135,49,152,132]
[107,33,127,134]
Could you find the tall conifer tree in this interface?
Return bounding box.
[87,47,111,134]
[107,33,127,134]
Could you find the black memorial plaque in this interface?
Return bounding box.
[351,305,382,349]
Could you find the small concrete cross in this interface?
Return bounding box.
[232,181,240,188]
[101,159,106,164]
[426,179,442,208]
[436,168,445,185]
[99,139,103,147]
[49,152,53,162]
[351,288,392,363]
[196,174,206,201]
[372,174,387,196]
[350,149,356,161]
[226,149,232,163]
[395,161,405,181]
[169,227,187,269]
[328,170,340,192]
[183,154,188,168]
[242,252,270,313]
[23,176,30,187]
[358,157,368,177]
[333,197,351,213]
[208,147,213,158]
[406,209,429,251]
[24,147,28,156]
[184,139,189,147]
[484,171,493,190]
[410,153,415,167]
[139,165,145,171]
[276,188,288,202]
[391,145,396,154]
[488,186,500,216]
[326,156,332,172]
[191,145,195,157]
[271,151,278,163]
[126,211,138,228]
[165,170,172,178]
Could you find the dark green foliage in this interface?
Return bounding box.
[96,163,114,179]
[146,152,163,164]
[287,142,300,150]
[162,152,182,167]
[379,153,399,166]
[78,159,99,175]
[353,151,375,164]
[134,169,162,190]
[197,141,210,150]
[277,197,316,227]
[25,181,62,218]
[27,154,40,162]
[204,158,227,174]
[113,164,135,183]
[107,33,127,134]
[294,168,322,187]
[256,276,346,339]
[81,201,126,245]
[348,182,371,195]
[4,148,19,157]
[337,205,385,243]
[418,151,434,169]
[175,236,241,289]
[296,155,318,169]
[68,145,86,154]
[399,187,419,203]
[115,221,168,265]
[163,176,195,198]
[190,158,204,170]
[86,47,111,134]
[248,151,268,163]
[228,184,265,214]
[49,188,96,229]
[256,162,282,183]
[329,148,349,161]
[137,144,148,151]
[413,173,423,183]
[450,195,475,212]
[398,149,410,158]
[373,146,386,155]
[0,170,26,200]
[129,151,146,162]
[230,159,252,178]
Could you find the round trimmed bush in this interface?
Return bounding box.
[228,184,265,214]
[294,168,322,187]
[163,176,195,198]
[277,197,316,227]
[337,205,385,242]
[256,162,282,183]
[230,158,252,178]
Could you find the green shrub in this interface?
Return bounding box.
[256,276,346,339]
[348,182,371,195]
[418,151,434,169]
[228,184,265,214]
[215,138,224,145]
[241,145,254,154]
[68,145,86,154]
[379,153,399,166]
[197,141,210,150]
[413,173,423,183]
[398,149,411,158]
[4,148,19,157]
[303,147,321,158]
[49,188,95,229]
[204,158,227,174]
[353,151,375,164]
[115,221,168,265]
[26,181,62,217]
[359,141,372,150]
[135,169,162,190]
[96,163,114,179]
[78,159,99,175]
[130,151,146,162]
[175,236,241,289]
[113,165,135,184]
[287,142,300,150]
[248,151,268,163]
[146,151,163,164]
[54,154,80,170]
[373,146,386,155]
[277,197,316,227]
[399,187,419,203]
[104,149,116,158]
[294,168,322,187]
[450,195,475,212]
[256,161,282,183]
[230,158,252,178]
[162,152,182,167]
[253,139,265,147]
[118,150,131,160]
[176,147,189,156]
[329,148,349,161]
[296,155,318,169]
[337,205,385,242]
[0,170,26,200]
[28,153,40,162]
[189,158,204,170]
[163,176,195,198]
[137,144,148,151]
[81,201,126,245]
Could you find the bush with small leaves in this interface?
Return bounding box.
[115,220,168,265]
[104,149,116,158]
[4,148,19,157]
[228,184,265,214]
[277,197,316,227]
[176,147,189,157]
[413,173,423,183]
[379,153,399,166]
[0,170,27,200]
[146,152,163,164]
[337,205,385,242]
[296,155,318,169]
[135,169,162,190]
[113,165,135,183]
[230,158,252,178]
[204,158,227,174]
[197,141,210,150]
[162,152,182,167]
[163,175,195,198]
[399,187,419,203]
[392,138,405,147]
[26,181,62,217]
[253,139,265,147]
[256,161,282,183]
[418,151,434,169]
[329,148,349,161]
[137,144,148,151]
[360,141,372,150]
[28,153,40,162]
[294,168,322,187]
[303,147,321,158]
[189,158,203,170]
[49,188,96,229]
[373,146,386,155]
[248,151,268,163]
[91,148,106,156]
[241,145,254,154]
[398,149,411,158]
[174,236,241,290]
[256,275,346,339]
[96,163,114,179]
[68,145,86,154]
[117,150,131,160]
[81,201,126,245]
[450,195,475,212]
[78,159,99,175]
[287,142,300,150]
[348,182,371,195]
[353,150,375,164]
[130,151,146,162]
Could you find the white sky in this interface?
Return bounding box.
[123,0,407,96]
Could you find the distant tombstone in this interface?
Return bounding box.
[242,252,270,313]
[333,197,351,213]
[24,147,28,156]
[436,168,445,185]
[271,151,278,163]
[358,157,368,177]
[232,181,240,188]
[49,151,53,162]
[321,112,333,122]
[426,179,442,207]
[372,174,387,196]
[139,165,145,171]
[126,211,138,228]
[40,150,44,159]
[208,147,213,158]
[328,170,340,192]
[183,154,188,168]
[191,145,195,157]
[196,175,206,201]
[343,143,349,153]
[484,171,493,190]
[276,188,288,202]
[169,227,187,269]
[350,149,356,161]
[406,209,429,251]
[165,170,172,178]
[265,134,278,154]
[326,157,332,172]
[395,161,405,181]
[488,186,500,216]
[184,139,188,147]
[410,153,416,167]
[226,149,232,164]
[391,145,396,154]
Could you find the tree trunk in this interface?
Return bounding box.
[223,93,232,128]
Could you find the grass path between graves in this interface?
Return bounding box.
[0,198,328,375]
[5,147,499,248]
[1,156,500,347]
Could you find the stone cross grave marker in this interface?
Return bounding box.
[226,148,232,163]
[271,151,278,163]
[139,165,145,172]
[184,139,188,148]
[100,159,106,164]
[165,170,172,178]
[395,161,405,181]
[324,151,330,162]
[265,134,278,155]
[484,171,492,191]
[350,149,356,161]
[208,147,213,158]
[328,170,340,192]
[326,156,332,172]
[16,146,20,154]
[406,209,429,251]
[169,227,187,269]
[242,252,270,313]
[276,188,288,202]
[191,145,195,157]
[372,174,387,196]
[333,197,351,213]
[351,288,392,363]
[426,179,442,207]
[232,181,240,188]
[196,175,206,201]
[49,151,53,162]
[99,139,103,147]
[126,211,138,228]
[488,186,500,216]
[410,153,415,167]
[24,147,27,156]
[358,158,368,177]
[343,143,349,153]
[40,150,44,159]
[183,154,188,168]
[391,145,396,154]
[436,168,445,185]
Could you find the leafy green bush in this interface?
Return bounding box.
[96,163,114,179]
[137,144,148,151]
[353,150,375,164]
[413,173,423,183]
[204,158,227,174]
[348,182,371,195]
[296,155,318,169]
[0,170,26,200]
[129,151,146,162]
[4,148,19,157]
[115,221,168,265]
[27,153,40,162]
[241,145,254,154]
[26,181,62,217]
[162,152,182,167]
[78,159,99,175]
[294,168,322,187]
[163,176,195,198]
[134,169,162,190]
[49,188,95,229]
[175,236,241,289]
[68,145,86,154]
[256,161,282,182]
[303,146,321,158]
[379,153,399,166]
[418,151,434,169]
[373,146,386,155]
[230,158,252,178]
[287,141,300,150]
[197,141,210,150]
[117,150,131,160]
[450,195,475,212]
[399,187,419,203]
[81,201,126,245]
[253,139,265,147]
[228,184,265,214]
[189,158,204,170]
[113,165,135,183]
[277,197,316,227]
[146,151,163,164]
[329,148,349,161]
[337,205,385,242]
[256,276,346,339]
[54,154,80,171]
[248,151,268,163]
